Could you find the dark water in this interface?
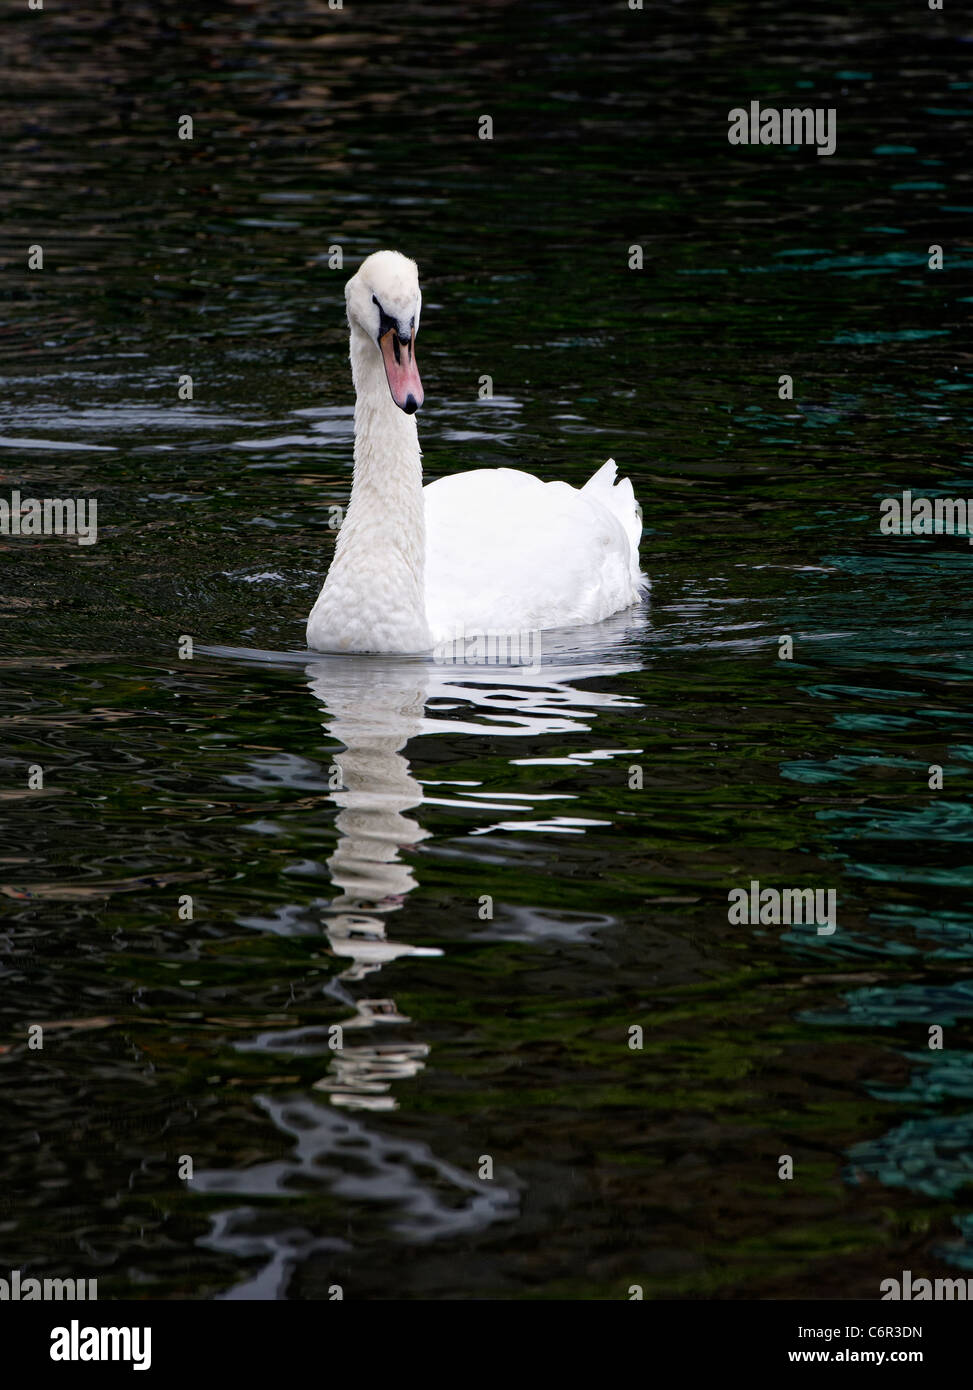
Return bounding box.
[1,0,972,1299]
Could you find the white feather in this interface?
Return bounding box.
[307,251,645,654]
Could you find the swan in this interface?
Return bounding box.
[306,250,645,654]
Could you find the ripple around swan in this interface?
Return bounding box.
[196,1096,520,1298]
[0,435,116,451]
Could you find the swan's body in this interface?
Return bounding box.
[306,251,644,654]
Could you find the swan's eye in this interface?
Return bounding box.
[372,293,403,344]
[372,293,412,352]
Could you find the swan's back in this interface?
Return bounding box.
[423,461,644,642]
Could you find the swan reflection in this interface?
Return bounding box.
[303,618,644,1110]
[230,620,644,1113]
[199,616,644,1294]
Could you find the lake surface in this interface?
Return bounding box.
[1,0,972,1299]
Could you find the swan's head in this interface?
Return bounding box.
[345,250,423,414]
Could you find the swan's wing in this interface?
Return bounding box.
[423,466,641,640]
[582,458,643,576]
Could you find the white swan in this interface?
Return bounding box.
[306,250,645,654]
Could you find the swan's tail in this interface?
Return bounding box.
[582,458,645,588]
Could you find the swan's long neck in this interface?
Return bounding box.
[311,324,431,652]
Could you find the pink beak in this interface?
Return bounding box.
[379,328,423,414]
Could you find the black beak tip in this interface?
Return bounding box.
[402,394,419,415]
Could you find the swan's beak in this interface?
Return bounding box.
[379,329,423,414]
